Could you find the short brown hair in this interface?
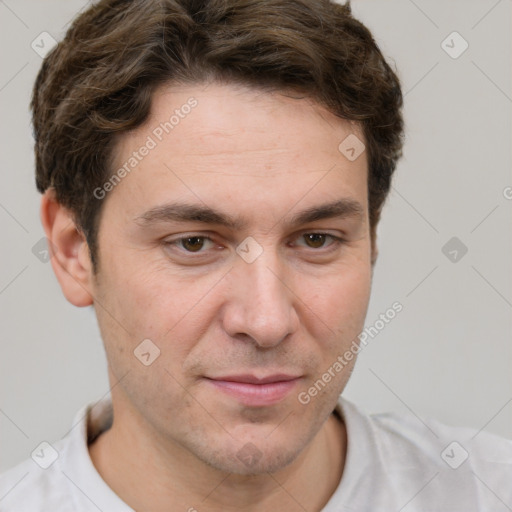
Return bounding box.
[32,0,404,273]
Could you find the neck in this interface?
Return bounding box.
[89,404,346,512]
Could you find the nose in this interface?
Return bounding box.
[221,250,299,349]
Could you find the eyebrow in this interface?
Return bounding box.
[133,198,365,230]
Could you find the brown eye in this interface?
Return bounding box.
[303,233,327,248]
[180,236,206,252]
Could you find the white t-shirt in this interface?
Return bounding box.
[1,396,511,511]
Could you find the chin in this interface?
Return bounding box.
[189,428,313,476]
[208,444,302,476]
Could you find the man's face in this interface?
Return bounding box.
[90,82,372,474]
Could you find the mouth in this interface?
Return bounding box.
[204,374,302,406]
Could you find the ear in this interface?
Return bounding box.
[40,188,94,307]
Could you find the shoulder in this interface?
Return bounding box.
[336,398,512,509]
[370,407,512,465]
[0,398,115,512]
[0,438,77,511]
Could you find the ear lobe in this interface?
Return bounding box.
[40,189,94,307]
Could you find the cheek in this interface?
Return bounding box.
[300,264,372,348]
[97,262,228,381]
[100,255,208,334]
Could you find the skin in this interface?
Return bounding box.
[41,81,374,511]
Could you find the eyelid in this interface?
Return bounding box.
[163,230,345,256]
[164,234,217,253]
[291,232,344,249]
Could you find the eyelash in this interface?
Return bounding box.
[164,232,344,256]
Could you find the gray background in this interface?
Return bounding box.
[1,0,511,472]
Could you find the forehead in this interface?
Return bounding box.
[107,81,368,220]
